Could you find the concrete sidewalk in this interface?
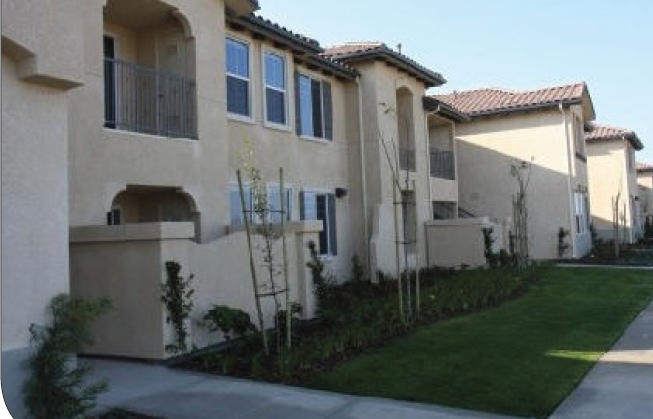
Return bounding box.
[549,298,653,419]
[87,296,653,419]
[86,359,519,419]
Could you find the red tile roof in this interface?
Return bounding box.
[585,123,644,151]
[322,42,446,88]
[432,83,591,118]
[637,162,653,173]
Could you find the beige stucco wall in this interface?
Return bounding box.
[70,222,320,359]
[354,62,435,274]
[69,0,229,241]
[224,30,357,279]
[1,55,71,352]
[425,218,504,268]
[638,171,653,223]
[455,107,591,260]
[586,141,640,242]
[2,2,87,414]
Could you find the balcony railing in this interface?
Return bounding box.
[430,148,455,180]
[399,146,416,172]
[104,58,197,139]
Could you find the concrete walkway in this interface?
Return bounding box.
[87,295,653,419]
[549,298,653,419]
[86,359,519,419]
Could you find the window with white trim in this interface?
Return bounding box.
[574,192,589,234]
[229,184,292,226]
[226,37,250,117]
[295,73,332,140]
[300,191,336,255]
[264,51,287,125]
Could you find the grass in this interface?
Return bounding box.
[306,267,653,418]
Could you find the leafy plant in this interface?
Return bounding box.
[24,294,111,419]
[482,227,498,268]
[644,216,653,240]
[557,227,570,258]
[203,305,257,341]
[350,254,368,283]
[161,261,195,354]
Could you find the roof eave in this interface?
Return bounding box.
[330,49,446,88]
[466,98,583,119]
[228,14,322,55]
[423,97,469,122]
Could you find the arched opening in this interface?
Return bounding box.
[109,185,198,225]
[396,87,416,171]
[103,0,197,138]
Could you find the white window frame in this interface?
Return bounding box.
[574,192,588,235]
[229,183,293,226]
[301,188,336,256]
[226,36,253,121]
[297,73,331,142]
[262,49,289,130]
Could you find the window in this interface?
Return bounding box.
[574,116,585,157]
[574,192,588,234]
[226,38,250,117]
[432,201,456,220]
[103,35,116,129]
[295,74,332,140]
[300,191,336,255]
[230,184,292,226]
[264,52,287,125]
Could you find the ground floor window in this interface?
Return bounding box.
[574,192,589,234]
[300,191,337,256]
[230,184,292,226]
[433,201,456,220]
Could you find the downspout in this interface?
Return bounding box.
[559,103,577,258]
[356,76,370,270]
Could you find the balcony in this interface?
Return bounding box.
[104,58,197,139]
[430,148,455,180]
[399,146,416,172]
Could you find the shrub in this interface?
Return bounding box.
[24,294,111,419]
[161,261,194,354]
[203,305,257,341]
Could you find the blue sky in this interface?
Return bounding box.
[259,0,653,163]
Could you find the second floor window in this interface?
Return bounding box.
[264,52,287,125]
[296,74,332,140]
[226,38,250,117]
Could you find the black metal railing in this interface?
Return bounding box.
[399,146,416,172]
[104,58,197,139]
[430,148,455,180]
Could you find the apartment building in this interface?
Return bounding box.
[434,83,596,260]
[2,0,520,415]
[637,163,653,229]
[585,123,644,242]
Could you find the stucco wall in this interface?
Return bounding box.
[455,108,590,259]
[2,2,86,413]
[70,222,321,359]
[638,171,653,222]
[69,0,229,241]
[425,218,504,268]
[587,141,639,242]
[356,62,434,274]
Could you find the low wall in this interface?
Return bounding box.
[425,217,503,268]
[70,221,321,360]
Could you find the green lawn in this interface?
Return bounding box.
[306,268,653,418]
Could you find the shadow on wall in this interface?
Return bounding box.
[456,139,590,260]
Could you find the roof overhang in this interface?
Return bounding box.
[423,97,469,122]
[328,48,446,88]
[225,0,259,16]
[226,14,358,81]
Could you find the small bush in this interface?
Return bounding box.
[24,294,111,419]
[203,305,257,341]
